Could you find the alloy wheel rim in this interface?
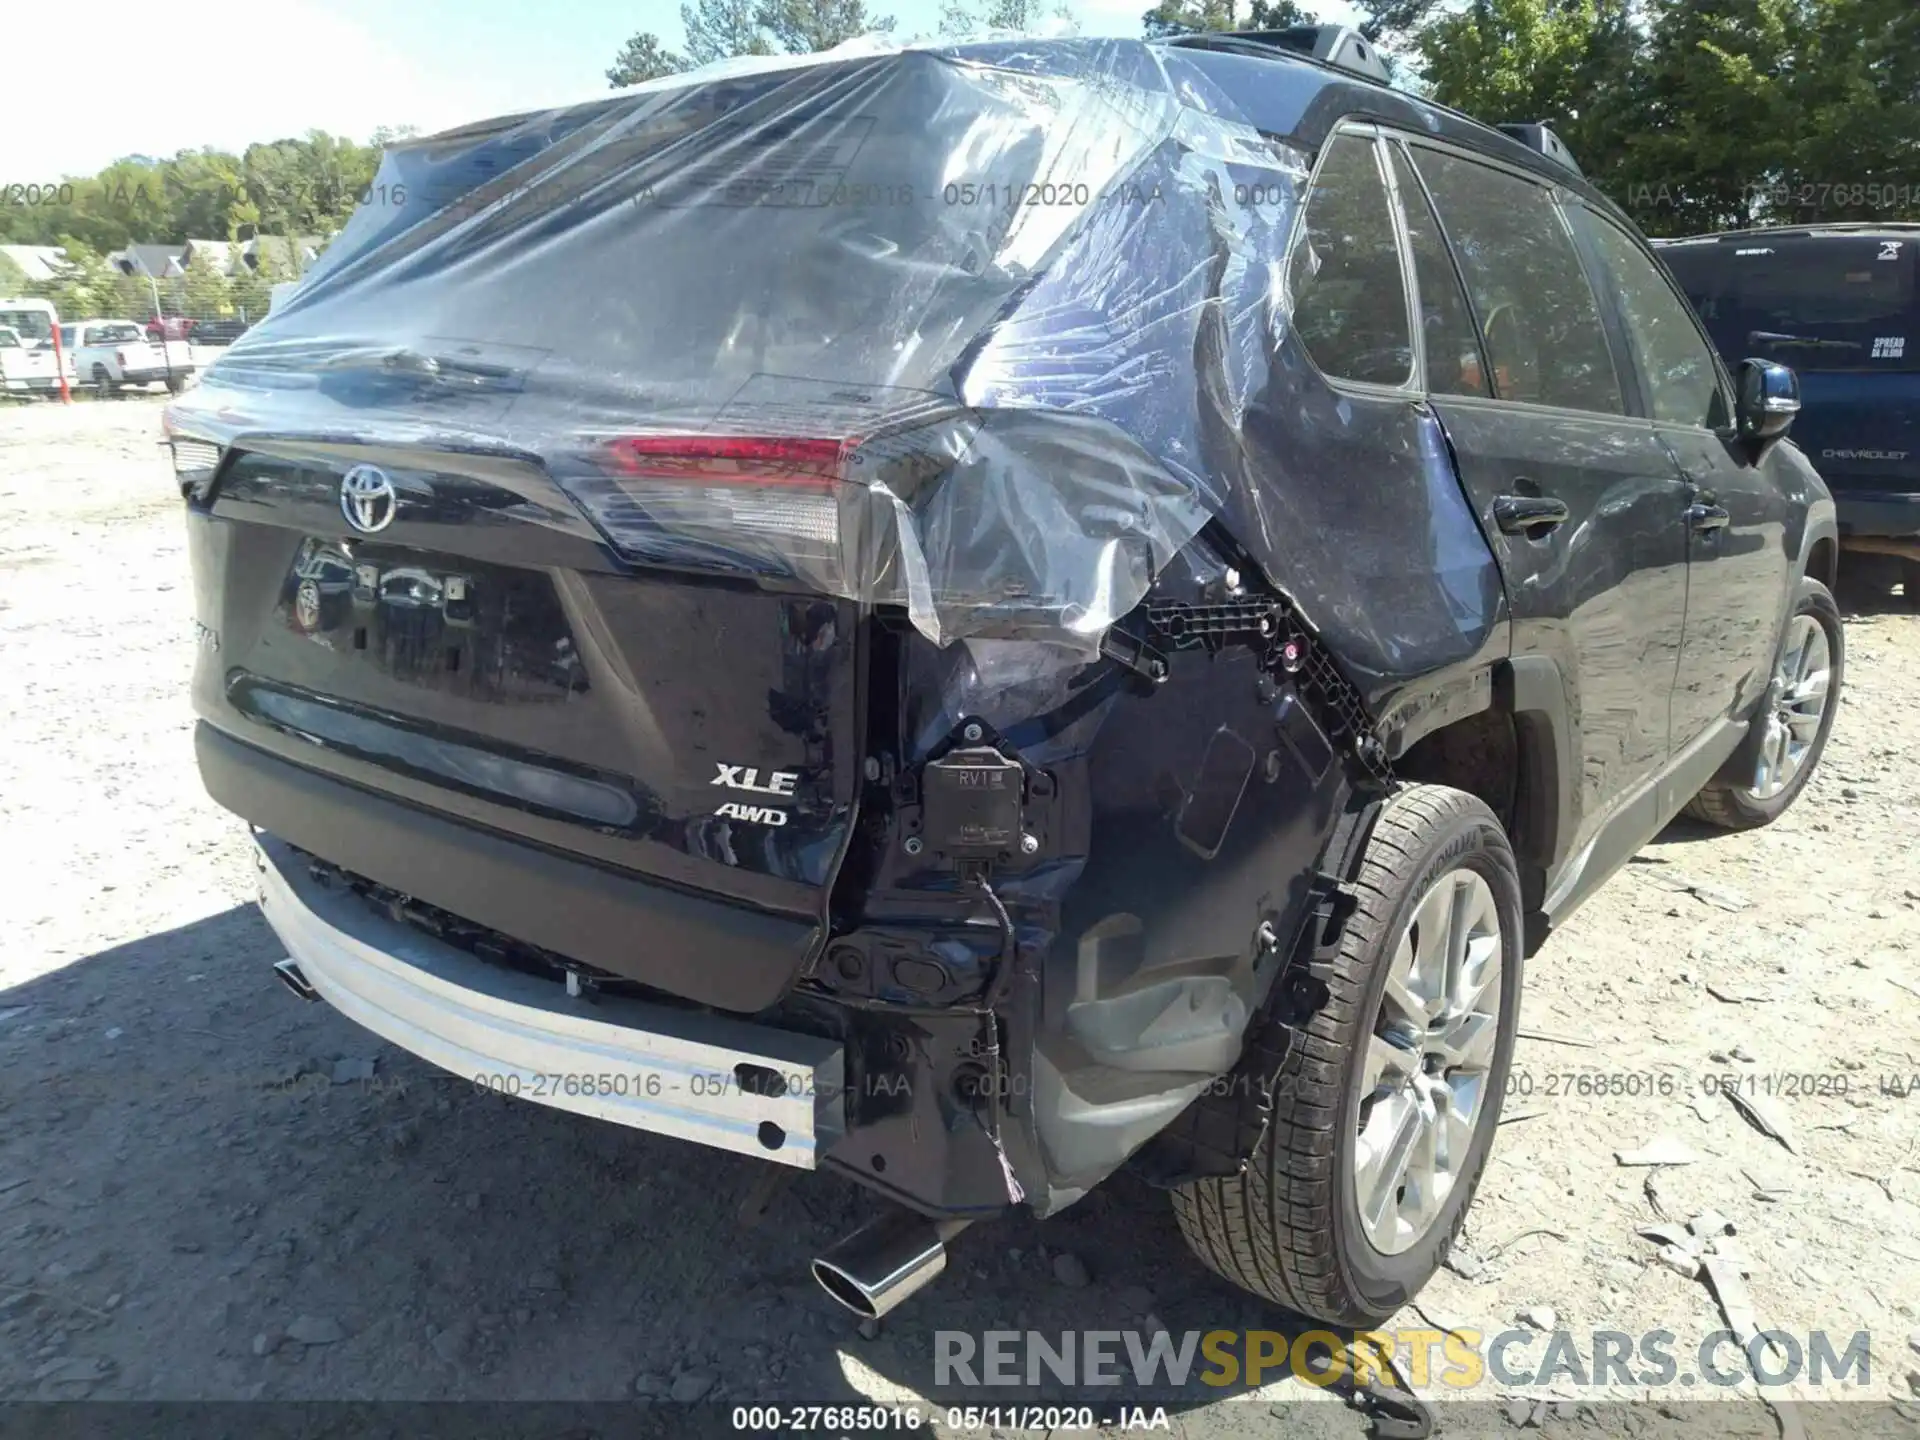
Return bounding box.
[1745,614,1831,802]
[1353,867,1503,1256]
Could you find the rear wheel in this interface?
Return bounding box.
[1171,785,1522,1326]
[1904,560,1920,613]
[1684,576,1842,830]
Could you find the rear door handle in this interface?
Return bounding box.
[1687,502,1731,532]
[1492,494,1570,537]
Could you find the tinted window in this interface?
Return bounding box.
[1409,147,1623,414]
[90,323,145,345]
[58,326,76,349]
[1661,235,1918,372]
[1390,144,1490,399]
[1580,210,1724,428]
[1289,133,1413,387]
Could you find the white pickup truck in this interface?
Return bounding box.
[0,326,62,396]
[67,320,194,394]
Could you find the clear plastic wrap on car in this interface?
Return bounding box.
[167,36,1319,652]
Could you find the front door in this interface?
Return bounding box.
[1575,206,1796,753]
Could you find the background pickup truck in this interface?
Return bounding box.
[69,320,193,394]
[0,326,62,395]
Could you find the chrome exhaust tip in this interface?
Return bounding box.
[273,958,319,1002]
[811,1211,973,1321]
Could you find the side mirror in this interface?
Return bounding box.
[1735,358,1800,445]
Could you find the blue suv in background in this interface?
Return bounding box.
[1660,224,1920,605]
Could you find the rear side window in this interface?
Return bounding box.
[1579,209,1724,428]
[1390,144,1490,399]
[1409,146,1623,415]
[0,308,53,344]
[1289,133,1413,388]
[1661,235,1917,372]
[89,323,145,345]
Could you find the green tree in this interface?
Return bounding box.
[1774,0,1920,221]
[0,130,389,254]
[757,0,894,52]
[1143,0,1309,36]
[607,32,688,84]
[1414,0,1638,178]
[939,0,1080,37]
[176,245,233,322]
[1349,0,1446,43]
[38,240,128,321]
[680,0,773,63]
[1143,0,1234,36]
[1607,0,1799,233]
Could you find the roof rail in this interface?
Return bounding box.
[1655,220,1920,245]
[1496,122,1583,178]
[1167,25,1393,85]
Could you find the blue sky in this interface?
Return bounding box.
[4,0,1356,178]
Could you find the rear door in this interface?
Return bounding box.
[1395,138,1690,856]
[1662,233,1920,505]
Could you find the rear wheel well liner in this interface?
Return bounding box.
[1390,659,1569,946]
[1805,534,1838,593]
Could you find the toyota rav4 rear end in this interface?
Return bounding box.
[171,34,1499,1322]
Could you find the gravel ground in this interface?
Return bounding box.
[2,398,1918,1433]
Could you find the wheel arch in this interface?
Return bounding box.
[1387,656,1573,953]
[1805,533,1839,594]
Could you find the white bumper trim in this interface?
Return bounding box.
[256,840,844,1168]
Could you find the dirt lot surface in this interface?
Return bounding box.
[3,399,1918,1434]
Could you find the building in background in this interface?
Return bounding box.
[0,245,74,284]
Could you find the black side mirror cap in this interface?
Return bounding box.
[1736,358,1800,445]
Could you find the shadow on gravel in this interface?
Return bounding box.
[1,907,1337,1425]
[1834,555,1914,618]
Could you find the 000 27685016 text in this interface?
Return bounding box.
[469,1069,819,1102]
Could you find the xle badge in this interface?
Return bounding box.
[711,764,799,796]
[711,763,799,826]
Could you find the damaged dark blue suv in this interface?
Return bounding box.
[168,26,1842,1327]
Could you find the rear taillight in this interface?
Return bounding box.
[116,350,131,367]
[563,434,862,587]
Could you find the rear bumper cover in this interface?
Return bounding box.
[255,833,846,1166]
[195,722,817,1011]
